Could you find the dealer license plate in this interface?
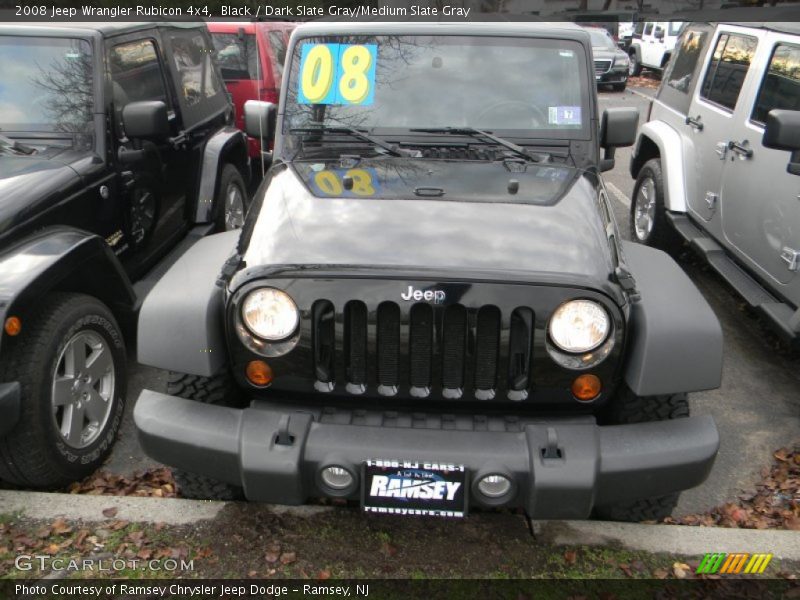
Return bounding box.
[362,459,467,518]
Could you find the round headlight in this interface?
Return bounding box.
[241,288,299,341]
[549,300,610,353]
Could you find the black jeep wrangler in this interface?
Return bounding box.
[0,22,250,489]
[135,22,722,521]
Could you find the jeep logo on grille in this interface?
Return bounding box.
[401,286,446,304]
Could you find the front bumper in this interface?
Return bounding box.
[0,382,21,437]
[597,69,629,84]
[134,390,719,519]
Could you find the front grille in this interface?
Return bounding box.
[594,59,612,74]
[311,300,535,402]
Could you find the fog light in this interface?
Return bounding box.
[320,466,354,490]
[477,474,512,498]
[4,316,21,337]
[246,360,273,386]
[572,374,602,401]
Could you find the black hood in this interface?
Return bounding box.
[592,46,628,62]
[0,152,85,237]
[240,157,616,291]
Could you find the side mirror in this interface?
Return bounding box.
[599,107,639,172]
[122,101,169,139]
[763,109,800,176]
[244,100,276,142]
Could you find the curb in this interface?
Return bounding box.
[536,520,800,561]
[3,491,798,560]
[628,86,656,101]
[0,491,330,526]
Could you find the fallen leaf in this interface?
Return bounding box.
[618,563,633,577]
[673,562,690,579]
[248,570,258,577]
[265,551,280,564]
[317,569,331,580]
[563,550,577,565]
[653,568,669,579]
[51,518,72,535]
[137,549,152,560]
[280,552,296,565]
[102,507,118,518]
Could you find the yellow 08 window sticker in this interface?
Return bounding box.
[312,169,378,198]
[298,43,377,106]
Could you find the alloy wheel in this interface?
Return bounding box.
[634,177,656,241]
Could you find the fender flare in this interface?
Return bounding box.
[195,127,249,224]
[628,43,642,61]
[630,121,688,213]
[622,241,722,396]
[137,230,240,376]
[0,228,136,354]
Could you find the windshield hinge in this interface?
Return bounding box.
[614,266,640,302]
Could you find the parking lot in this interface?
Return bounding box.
[97,85,800,518]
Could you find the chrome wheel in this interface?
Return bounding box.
[224,183,245,230]
[634,177,656,241]
[51,331,115,449]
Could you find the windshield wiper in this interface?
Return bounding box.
[290,127,412,158]
[409,127,549,163]
[0,134,35,155]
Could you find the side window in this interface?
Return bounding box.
[633,22,644,38]
[109,39,168,134]
[211,32,259,81]
[268,30,288,84]
[167,31,225,126]
[751,43,800,124]
[700,33,757,111]
[666,28,709,93]
[644,23,654,36]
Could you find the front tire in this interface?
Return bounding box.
[166,370,245,500]
[630,158,680,253]
[0,294,126,488]
[594,388,689,522]
[215,164,248,232]
[628,52,642,76]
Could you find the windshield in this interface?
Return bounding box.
[0,36,94,141]
[669,22,684,36]
[587,29,616,49]
[283,35,589,140]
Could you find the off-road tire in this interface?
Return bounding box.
[630,158,682,254]
[0,293,126,488]
[628,50,642,76]
[214,164,248,232]
[594,388,689,522]
[166,370,245,501]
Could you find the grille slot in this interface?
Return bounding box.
[344,301,368,386]
[377,302,400,388]
[441,304,467,391]
[508,307,534,392]
[409,303,433,388]
[473,306,501,390]
[312,300,335,383]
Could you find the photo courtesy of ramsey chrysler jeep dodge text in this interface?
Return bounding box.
[134,22,723,522]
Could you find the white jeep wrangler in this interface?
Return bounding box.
[629,17,800,345]
[628,21,684,76]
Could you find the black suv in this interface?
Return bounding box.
[135,22,722,522]
[0,22,250,489]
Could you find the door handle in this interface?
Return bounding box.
[685,115,704,131]
[728,140,753,159]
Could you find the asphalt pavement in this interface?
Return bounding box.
[106,86,800,517]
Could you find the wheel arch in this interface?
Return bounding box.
[628,44,642,60]
[194,127,250,224]
[0,228,136,355]
[630,121,687,212]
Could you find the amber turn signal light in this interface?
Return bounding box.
[4,316,21,337]
[572,374,601,401]
[246,360,273,387]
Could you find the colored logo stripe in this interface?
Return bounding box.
[696,553,773,574]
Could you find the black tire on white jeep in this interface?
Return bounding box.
[594,387,690,522]
[628,50,642,76]
[166,370,245,500]
[630,158,681,254]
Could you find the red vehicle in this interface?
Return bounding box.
[208,21,295,164]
